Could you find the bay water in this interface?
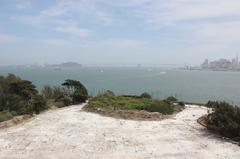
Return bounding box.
[1,67,240,105]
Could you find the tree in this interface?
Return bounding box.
[32,95,47,114]
[41,85,53,99]
[102,90,115,97]
[166,96,178,102]
[140,92,152,99]
[62,79,88,104]
[9,80,38,100]
[0,74,47,116]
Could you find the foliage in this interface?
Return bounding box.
[9,80,38,100]
[206,101,221,108]
[62,79,88,104]
[42,85,71,107]
[42,79,88,107]
[42,85,68,100]
[88,93,174,114]
[206,101,240,141]
[61,95,73,106]
[31,95,47,114]
[178,101,185,107]
[0,111,13,122]
[0,74,48,122]
[140,92,152,99]
[0,74,89,122]
[41,85,53,99]
[101,90,115,97]
[166,96,178,102]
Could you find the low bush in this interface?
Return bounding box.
[178,101,185,107]
[88,93,174,115]
[42,79,88,107]
[32,95,47,114]
[140,101,174,114]
[102,90,115,97]
[140,92,152,99]
[0,111,13,122]
[61,95,73,106]
[206,101,240,142]
[42,85,68,100]
[166,96,178,102]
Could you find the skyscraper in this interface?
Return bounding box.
[236,55,238,65]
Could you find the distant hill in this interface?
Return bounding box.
[49,62,82,67]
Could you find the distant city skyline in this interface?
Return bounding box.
[183,55,240,71]
[1,0,240,66]
[200,55,240,71]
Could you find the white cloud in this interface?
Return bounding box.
[10,0,240,58]
[55,25,91,38]
[13,0,240,29]
[131,0,240,25]
[14,0,114,26]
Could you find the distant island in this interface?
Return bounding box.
[183,56,240,72]
[48,62,82,67]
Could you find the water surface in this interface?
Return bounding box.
[0,67,240,104]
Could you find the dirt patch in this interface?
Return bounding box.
[83,106,177,121]
[197,115,207,127]
[0,114,33,129]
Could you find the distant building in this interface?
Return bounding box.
[199,56,240,71]
[201,59,209,69]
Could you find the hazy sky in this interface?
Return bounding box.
[0,0,240,66]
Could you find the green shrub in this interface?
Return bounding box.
[102,90,115,97]
[140,92,152,99]
[0,111,13,122]
[206,101,220,108]
[0,74,44,115]
[62,79,88,104]
[61,95,73,106]
[206,101,240,141]
[143,102,173,114]
[0,74,89,119]
[178,101,185,107]
[41,85,53,99]
[88,93,174,114]
[16,100,32,115]
[10,111,17,116]
[31,95,47,114]
[166,96,178,102]
[54,101,65,108]
[42,85,68,100]
[72,89,88,104]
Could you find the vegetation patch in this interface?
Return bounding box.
[42,79,88,108]
[0,74,88,123]
[0,74,48,123]
[204,101,240,145]
[0,111,13,122]
[83,91,185,121]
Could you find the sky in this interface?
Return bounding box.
[0,0,240,66]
